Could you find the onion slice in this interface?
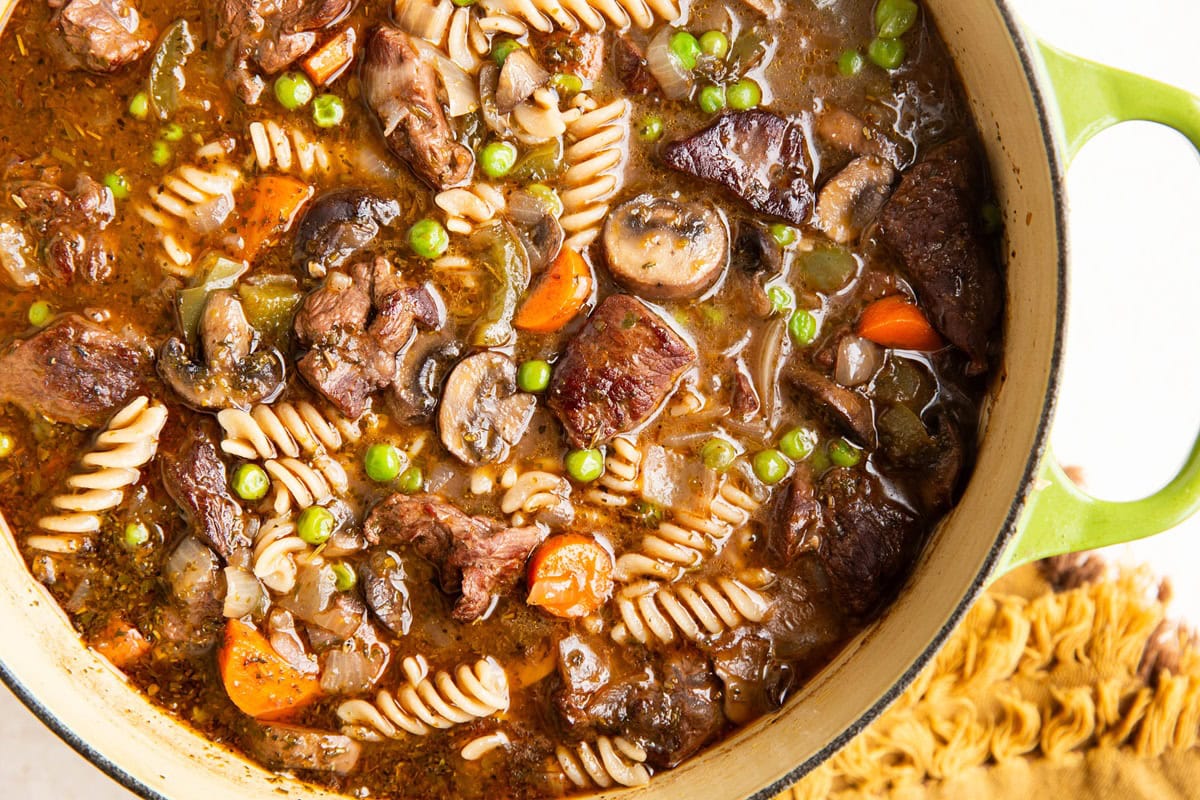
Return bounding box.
[223,567,266,619]
[836,334,884,388]
[412,38,478,117]
[646,27,694,101]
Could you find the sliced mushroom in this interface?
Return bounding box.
[242,722,362,776]
[389,330,463,424]
[602,194,729,300]
[439,352,536,466]
[730,218,783,274]
[159,291,285,410]
[358,548,413,637]
[789,365,876,446]
[815,156,897,244]
[292,188,401,276]
[507,188,564,273]
[496,50,549,114]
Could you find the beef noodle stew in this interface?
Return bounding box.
[0,0,1002,795]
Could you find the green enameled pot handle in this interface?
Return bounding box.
[998,42,1200,574]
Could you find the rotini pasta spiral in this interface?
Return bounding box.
[251,515,310,593]
[610,577,771,645]
[583,437,642,508]
[460,730,511,760]
[560,97,630,250]
[134,152,241,274]
[555,736,650,788]
[31,397,168,551]
[500,469,573,526]
[338,655,510,740]
[248,120,331,176]
[614,474,761,582]
[480,0,681,33]
[512,87,582,144]
[435,183,507,234]
[263,456,348,515]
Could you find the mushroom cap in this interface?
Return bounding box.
[438,352,536,466]
[602,194,729,300]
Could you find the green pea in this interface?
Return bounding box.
[0,432,13,459]
[698,84,726,114]
[150,140,172,167]
[699,30,730,59]
[634,500,664,528]
[332,562,358,591]
[838,49,865,76]
[491,39,520,66]
[727,78,762,110]
[767,285,795,316]
[123,522,151,549]
[868,37,906,70]
[274,72,315,110]
[27,301,51,327]
[565,448,605,483]
[397,465,424,494]
[752,449,789,485]
[770,223,798,247]
[828,437,863,467]
[669,30,701,70]
[875,0,920,38]
[128,91,150,120]
[161,122,185,142]
[637,115,664,143]
[231,463,270,501]
[517,359,552,393]
[779,427,817,461]
[551,73,584,96]
[408,218,450,259]
[297,505,335,546]
[364,443,404,483]
[701,438,737,472]
[981,202,1002,234]
[312,94,346,128]
[103,172,131,200]
[526,183,563,217]
[479,140,518,179]
[788,309,818,346]
[452,0,477,6]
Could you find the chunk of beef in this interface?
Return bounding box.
[662,110,814,225]
[242,722,362,776]
[0,314,149,426]
[766,465,820,563]
[293,257,444,418]
[611,35,656,95]
[533,30,604,81]
[292,189,401,275]
[158,422,248,561]
[555,634,614,727]
[816,468,920,616]
[8,172,116,283]
[548,295,696,448]
[364,493,546,622]
[216,0,352,104]
[878,138,1003,374]
[730,368,761,419]
[363,26,473,190]
[53,0,154,73]
[788,366,875,446]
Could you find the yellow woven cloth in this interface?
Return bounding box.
[777,558,1200,800]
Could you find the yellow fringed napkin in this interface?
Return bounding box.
[778,556,1200,799]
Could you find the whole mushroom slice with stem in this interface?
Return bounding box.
[439,352,536,466]
[815,156,897,244]
[159,290,286,410]
[292,188,401,277]
[602,195,729,300]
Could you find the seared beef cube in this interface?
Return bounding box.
[534,30,605,81]
[548,295,695,448]
[0,314,149,427]
[159,423,248,561]
[9,172,116,283]
[362,26,474,190]
[662,110,815,225]
[878,138,1002,374]
[611,35,656,95]
[54,0,154,73]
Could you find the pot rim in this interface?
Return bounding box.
[0,1,1071,798]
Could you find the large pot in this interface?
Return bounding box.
[3,1,1200,798]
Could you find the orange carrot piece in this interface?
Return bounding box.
[235,176,314,261]
[91,617,151,668]
[526,534,614,618]
[301,28,358,86]
[218,620,321,720]
[514,247,593,333]
[857,295,944,351]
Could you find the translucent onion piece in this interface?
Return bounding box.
[223,566,266,619]
[835,334,884,388]
[646,27,693,101]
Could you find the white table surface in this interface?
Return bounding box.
[4,0,1200,796]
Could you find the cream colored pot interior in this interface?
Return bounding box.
[0,0,1062,797]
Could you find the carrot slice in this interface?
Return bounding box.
[857,295,944,351]
[514,247,593,333]
[218,620,321,720]
[526,534,614,618]
[301,28,358,86]
[91,617,151,668]
[234,176,314,261]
